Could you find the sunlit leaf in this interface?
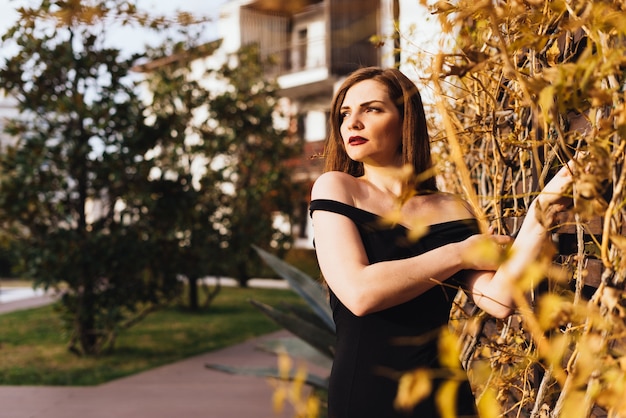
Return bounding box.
[394,368,432,412]
[560,390,589,418]
[572,334,603,386]
[596,369,626,413]
[436,380,460,418]
[461,234,508,267]
[516,259,547,292]
[537,293,572,330]
[305,396,321,418]
[538,85,555,124]
[546,41,560,66]
[476,386,500,418]
[273,386,287,413]
[278,350,293,380]
[544,333,569,371]
[610,234,626,253]
[407,219,429,242]
[438,328,461,370]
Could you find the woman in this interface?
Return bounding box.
[310,67,573,417]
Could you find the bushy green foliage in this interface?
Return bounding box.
[0,0,186,355]
[208,44,303,286]
[0,0,301,353]
[134,37,229,311]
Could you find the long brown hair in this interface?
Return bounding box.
[323,67,437,193]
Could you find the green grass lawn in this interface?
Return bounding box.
[0,286,304,386]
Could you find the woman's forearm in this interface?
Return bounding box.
[471,202,565,317]
[470,163,574,317]
[320,241,467,316]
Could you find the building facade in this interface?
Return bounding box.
[216,0,408,248]
[2,0,441,249]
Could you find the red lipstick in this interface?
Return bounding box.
[348,136,367,145]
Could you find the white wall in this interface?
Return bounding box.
[218,0,252,54]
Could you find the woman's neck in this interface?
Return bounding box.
[361,165,406,198]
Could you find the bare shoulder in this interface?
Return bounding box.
[311,171,357,204]
[410,192,476,222]
[440,192,476,218]
[430,191,469,205]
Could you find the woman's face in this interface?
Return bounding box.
[339,79,402,167]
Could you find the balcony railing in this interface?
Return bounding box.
[261,36,327,78]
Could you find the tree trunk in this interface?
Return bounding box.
[236,264,250,287]
[77,284,98,355]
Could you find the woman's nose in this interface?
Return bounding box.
[346,113,363,130]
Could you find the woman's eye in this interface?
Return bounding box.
[367,107,380,112]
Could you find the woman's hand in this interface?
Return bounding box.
[535,161,575,209]
[533,161,576,227]
[458,233,513,271]
[467,160,578,318]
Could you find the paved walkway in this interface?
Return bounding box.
[0,290,329,418]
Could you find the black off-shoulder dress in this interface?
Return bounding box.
[310,199,480,418]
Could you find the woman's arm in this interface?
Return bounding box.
[311,171,510,316]
[467,162,575,318]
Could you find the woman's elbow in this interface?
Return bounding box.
[475,297,514,319]
[485,304,513,319]
[341,291,379,317]
[470,273,514,319]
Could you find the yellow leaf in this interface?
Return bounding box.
[560,390,589,418]
[539,85,555,125]
[407,219,429,242]
[546,41,560,66]
[394,369,432,412]
[438,328,461,370]
[468,360,493,389]
[479,345,492,358]
[596,369,626,413]
[290,365,308,403]
[517,259,546,292]
[277,351,292,380]
[537,293,571,330]
[572,335,601,386]
[461,235,508,267]
[544,333,569,370]
[476,386,501,418]
[610,234,626,253]
[272,386,287,413]
[436,380,460,418]
[305,396,321,418]
[381,207,403,226]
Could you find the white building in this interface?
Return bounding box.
[213,0,442,248]
[0,0,444,249]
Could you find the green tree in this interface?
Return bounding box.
[136,38,229,311]
[209,44,301,287]
[0,0,201,354]
[131,40,301,305]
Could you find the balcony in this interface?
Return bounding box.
[269,36,336,98]
[240,0,381,99]
[244,0,322,15]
